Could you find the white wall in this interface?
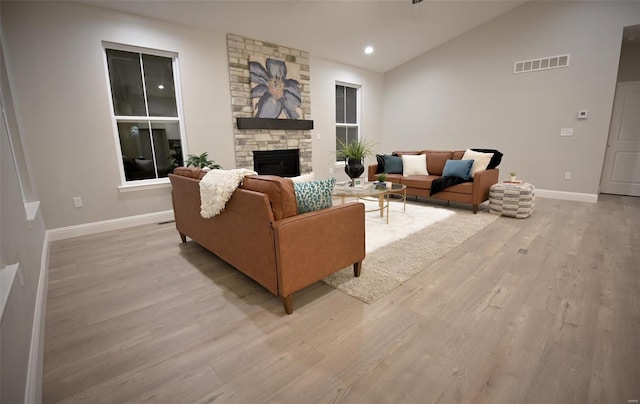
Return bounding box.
[382,1,640,196]
[2,1,235,229]
[2,1,386,230]
[310,57,384,181]
[1,39,48,404]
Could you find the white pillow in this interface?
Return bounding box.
[462,149,494,178]
[289,172,316,183]
[401,154,428,177]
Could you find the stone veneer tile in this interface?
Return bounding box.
[226,33,312,173]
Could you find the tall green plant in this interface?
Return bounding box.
[336,138,375,161]
[185,152,222,169]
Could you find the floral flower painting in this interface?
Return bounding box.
[249,57,302,119]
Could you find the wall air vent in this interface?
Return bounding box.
[514,54,570,74]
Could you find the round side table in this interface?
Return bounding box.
[489,181,535,218]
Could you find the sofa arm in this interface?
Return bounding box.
[367,164,379,181]
[273,202,365,300]
[472,168,499,206]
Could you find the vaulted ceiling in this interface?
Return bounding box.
[87,0,527,73]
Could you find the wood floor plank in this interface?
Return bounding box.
[43,195,640,403]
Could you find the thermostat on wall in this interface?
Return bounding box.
[578,110,588,119]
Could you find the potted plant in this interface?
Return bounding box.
[510,171,517,182]
[336,138,375,181]
[376,173,390,189]
[186,152,222,170]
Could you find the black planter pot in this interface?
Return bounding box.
[344,158,365,180]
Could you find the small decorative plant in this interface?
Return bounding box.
[336,138,375,161]
[377,173,387,183]
[510,171,517,181]
[186,152,222,169]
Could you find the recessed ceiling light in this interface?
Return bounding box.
[158,84,165,89]
[364,46,374,55]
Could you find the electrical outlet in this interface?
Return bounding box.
[560,128,573,137]
[73,196,83,208]
[564,171,571,180]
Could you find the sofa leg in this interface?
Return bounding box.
[472,204,478,214]
[281,295,293,314]
[179,232,187,243]
[353,261,362,277]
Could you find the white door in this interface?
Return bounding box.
[600,81,640,196]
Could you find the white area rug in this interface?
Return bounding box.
[323,199,499,303]
[363,199,456,253]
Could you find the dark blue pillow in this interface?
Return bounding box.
[442,159,473,180]
[383,155,403,174]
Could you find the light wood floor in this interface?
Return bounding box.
[44,195,640,403]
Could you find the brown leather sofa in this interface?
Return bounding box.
[367,150,499,213]
[169,167,365,314]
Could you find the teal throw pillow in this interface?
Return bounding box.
[442,159,474,180]
[293,177,336,214]
[383,155,403,174]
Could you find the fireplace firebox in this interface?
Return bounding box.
[253,149,300,177]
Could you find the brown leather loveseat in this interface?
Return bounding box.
[368,150,500,213]
[169,167,365,314]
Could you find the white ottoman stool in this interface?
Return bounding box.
[489,182,535,218]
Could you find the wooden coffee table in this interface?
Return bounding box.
[333,183,407,223]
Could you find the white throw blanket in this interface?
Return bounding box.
[199,168,257,218]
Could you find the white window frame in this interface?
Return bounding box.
[102,41,187,191]
[335,81,361,166]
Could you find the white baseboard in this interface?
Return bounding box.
[535,188,598,203]
[47,210,175,241]
[24,232,49,404]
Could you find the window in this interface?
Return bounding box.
[104,44,184,183]
[335,83,360,162]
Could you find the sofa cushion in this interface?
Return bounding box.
[375,154,386,174]
[241,175,298,220]
[289,172,316,183]
[462,149,494,178]
[401,175,437,190]
[293,177,336,214]
[402,154,428,176]
[384,173,403,183]
[422,151,453,175]
[442,182,474,195]
[471,148,503,169]
[443,159,474,180]
[383,155,403,174]
[452,150,465,160]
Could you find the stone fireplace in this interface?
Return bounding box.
[226,34,312,173]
